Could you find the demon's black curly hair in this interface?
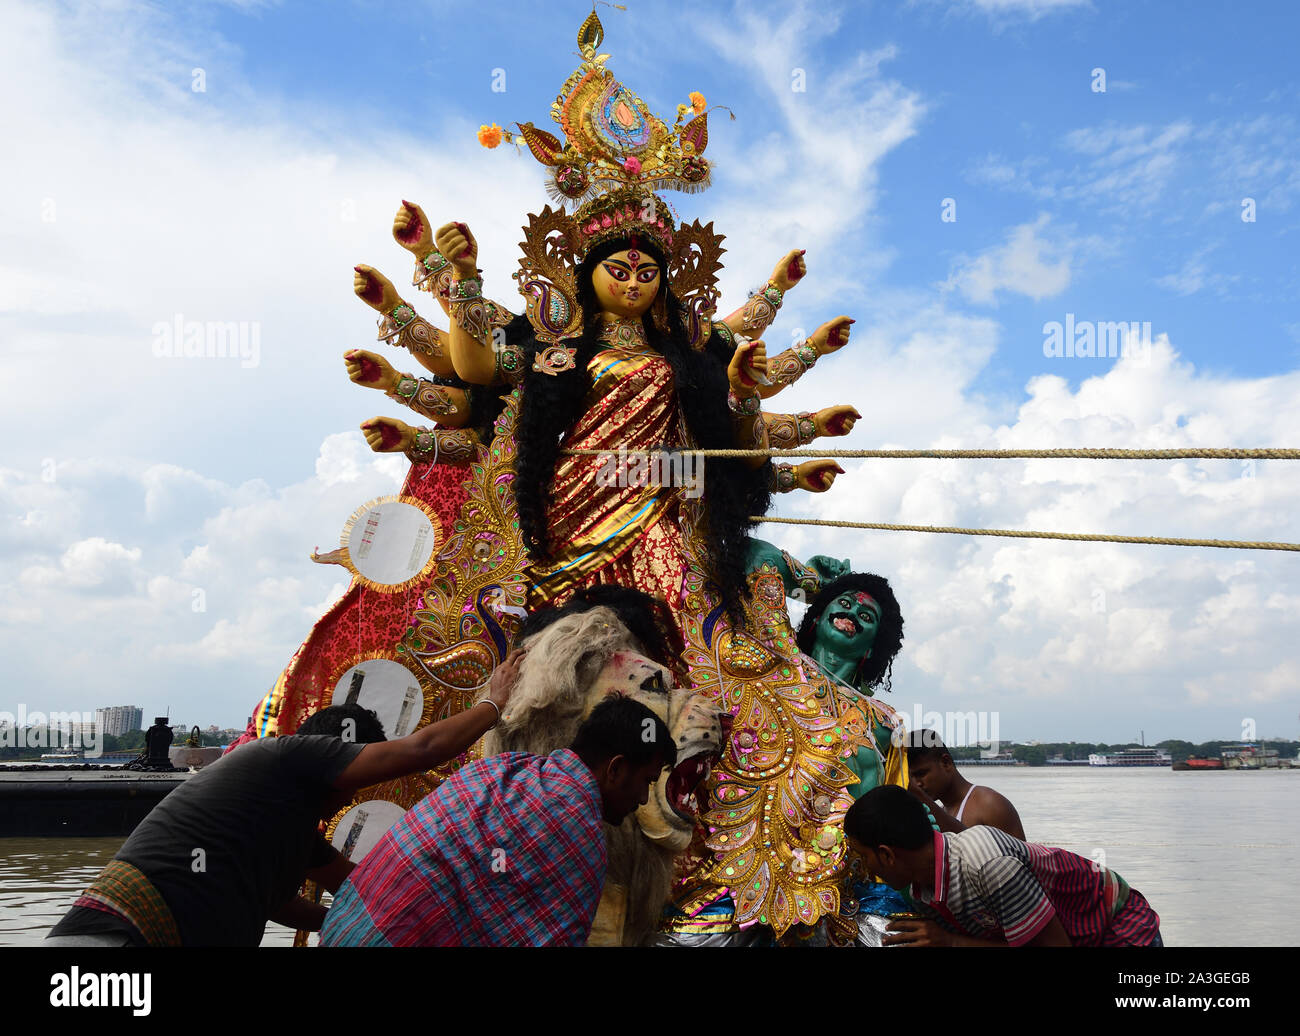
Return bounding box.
[795,572,905,693]
[510,235,772,623]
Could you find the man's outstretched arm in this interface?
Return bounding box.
[332,648,526,793]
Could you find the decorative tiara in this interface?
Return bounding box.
[480,9,729,347]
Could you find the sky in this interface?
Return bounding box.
[1,0,1298,743]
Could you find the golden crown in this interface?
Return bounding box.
[479,9,723,260]
[483,9,729,349]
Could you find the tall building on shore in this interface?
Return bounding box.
[96,705,144,737]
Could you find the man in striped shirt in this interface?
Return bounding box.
[844,785,1162,947]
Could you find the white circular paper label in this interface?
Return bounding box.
[344,499,437,587]
[331,658,426,739]
[330,799,407,864]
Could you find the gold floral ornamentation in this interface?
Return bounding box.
[676,561,863,935]
[514,206,583,346]
[397,388,530,747]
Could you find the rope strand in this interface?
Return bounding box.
[565,447,1300,460]
[752,516,1300,552]
[559,445,1300,550]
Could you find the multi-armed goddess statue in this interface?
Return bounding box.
[240,7,911,945]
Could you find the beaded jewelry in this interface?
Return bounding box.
[763,413,798,450]
[449,277,492,345]
[409,429,439,464]
[495,342,526,385]
[767,339,818,389]
[415,383,459,417]
[390,375,419,402]
[780,549,821,597]
[727,388,761,416]
[376,308,443,358]
[448,276,484,301]
[533,343,578,376]
[413,250,451,287]
[735,281,784,334]
[404,428,476,465]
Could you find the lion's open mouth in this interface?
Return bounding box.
[665,752,716,820]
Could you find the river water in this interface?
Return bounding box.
[1,767,1295,946]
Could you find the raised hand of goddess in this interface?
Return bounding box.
[815,405,862,437]
[392,200,434,256]
[727,338,769,394]
[795,459,845,493]
[806,554,852,583]
[360,416,415,453]
[353,264,402,313]
[433,221,479,278]
[771,248,807,292]
[344,349,399,393]
[810,315,855,357]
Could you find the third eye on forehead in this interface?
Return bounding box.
[604,258,659,274]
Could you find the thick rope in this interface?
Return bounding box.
[752,516,1300,552]
[565,447,1300,460]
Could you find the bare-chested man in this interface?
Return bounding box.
[906,731,1025,839]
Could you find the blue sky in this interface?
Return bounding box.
[2,0,1298,742]
[198,0,1300,395]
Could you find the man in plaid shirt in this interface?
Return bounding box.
[321,694,677,946]
[845,785,1162,947]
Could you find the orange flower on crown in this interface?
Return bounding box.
[477,123,503,148]
[689,91,706,114]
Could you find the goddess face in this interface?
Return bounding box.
[816,590,880,660]
[591,247,661,319]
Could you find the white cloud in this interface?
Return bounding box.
[963,0,1089,12]
[695,3,926,308]
[1060,121,1194,213]
[0,0,544,491]
[1156,245,1239,298]
[19,538,143,592]
[918,0,1092,21]
[761,337,1300,739]
[0,433,404,714]
[942,214,1075,304]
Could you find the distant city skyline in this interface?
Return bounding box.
[95,706,144,737]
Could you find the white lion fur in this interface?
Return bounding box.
[479,605,700,945]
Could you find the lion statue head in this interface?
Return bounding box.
[482,606,723,943]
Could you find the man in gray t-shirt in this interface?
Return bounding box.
[46,649,525,946]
